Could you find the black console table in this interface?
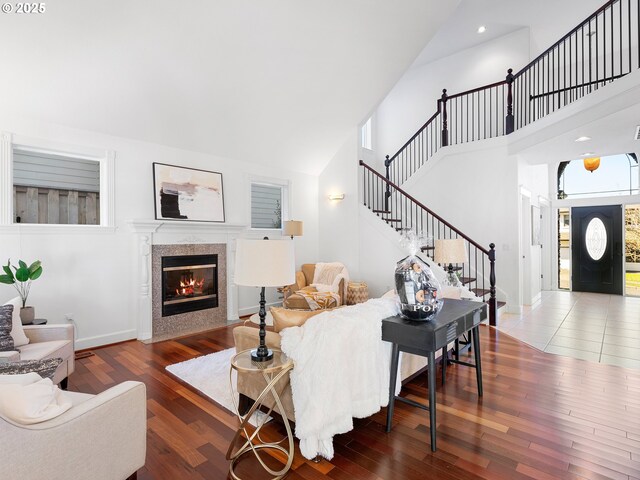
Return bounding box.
[383,299,486,451]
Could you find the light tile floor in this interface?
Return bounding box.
[497,291,640,368]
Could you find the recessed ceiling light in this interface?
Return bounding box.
[477,26,486,34]
[581,152,595,157]
[575,136,591,142]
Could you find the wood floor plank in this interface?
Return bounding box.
[68,324,640,479]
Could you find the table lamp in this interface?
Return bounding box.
[434,239,466,287]
[283,220,303,239]
[235,238,295,362]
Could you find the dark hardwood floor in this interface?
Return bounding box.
[69,325,640,480]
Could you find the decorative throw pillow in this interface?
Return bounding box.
[270,307,325,333]
[0,357,62,380]
[0,372,42,385]
[3,297,29,347]
[0,305,15,352]
[0,376,72,425]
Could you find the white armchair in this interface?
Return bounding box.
[0,380,147,480]
[20,324,75,387]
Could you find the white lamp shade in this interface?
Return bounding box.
[434,239,466,264]
[283,220,303,237]
[234,239,296,287]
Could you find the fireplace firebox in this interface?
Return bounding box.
[161,254,218,317]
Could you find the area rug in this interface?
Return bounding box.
[165,347,270,426]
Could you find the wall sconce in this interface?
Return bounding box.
[328,193,345,201]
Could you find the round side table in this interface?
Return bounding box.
[227,348,294,480]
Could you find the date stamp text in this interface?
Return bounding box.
[2,3,46,14]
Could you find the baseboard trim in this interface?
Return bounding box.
[75,329,137,350]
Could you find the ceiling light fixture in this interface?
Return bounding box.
[583,157,600,173]
[581,152,595,157]
[575,136,591,142]
[477,25,486,34]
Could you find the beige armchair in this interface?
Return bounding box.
[0,324,76,389]
[282,263,345,310]
[0,381,147,480]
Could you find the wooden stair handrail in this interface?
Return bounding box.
[386,0,624,166]
[513,0,618,79]
[359,160,489,254]
[389,110,440,162]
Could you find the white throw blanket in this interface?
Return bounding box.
[279,297,400,460]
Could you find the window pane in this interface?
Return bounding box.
[13,149,100,225]
[251,183,282,229]
[558,154,639,199]
[626,204,640,296]
[558,208,570,289]
[361,117,372,150]
[585,217,607,261]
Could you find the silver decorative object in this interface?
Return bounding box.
[395,255,443,321]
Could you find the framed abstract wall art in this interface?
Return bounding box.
[153,163,225,222]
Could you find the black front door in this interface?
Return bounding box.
[571,205,623,294]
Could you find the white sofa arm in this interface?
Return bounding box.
[23,324,74,344]
[0,381,146,480]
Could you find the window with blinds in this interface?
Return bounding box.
[251,183,283,229]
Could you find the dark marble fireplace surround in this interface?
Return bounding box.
[151,243,227,342]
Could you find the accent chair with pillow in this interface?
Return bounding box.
[1,297,75,388]
[283,263,348,310]
[0,372,146,480]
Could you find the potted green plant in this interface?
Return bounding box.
[0,259,43,324]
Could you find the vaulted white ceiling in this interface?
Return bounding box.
[413,0,605,67]
[0,0,458,175]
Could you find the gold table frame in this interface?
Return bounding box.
[226,348,294,480]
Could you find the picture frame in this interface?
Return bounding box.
[531,205,541,245]
[153,163,225,223]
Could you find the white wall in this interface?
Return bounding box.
[518,161,550,303]
[375,29,531,166]
[0,115,319,348]
[318,131,360,277]
[400,139,520,310]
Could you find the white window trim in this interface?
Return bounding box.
[0,132,115,233]
[247,174,290,235]
[361,116,373,151]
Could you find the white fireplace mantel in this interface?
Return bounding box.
[128,219,247,341]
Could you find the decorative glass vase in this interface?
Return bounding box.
[394,255,443,321]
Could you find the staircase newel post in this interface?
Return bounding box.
[440,89,449,147]
[505,68,514,134]
[488,243,497,326]
[384,155,391,211]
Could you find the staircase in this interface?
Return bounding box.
[360,0,640,325]
[360,160,498,324]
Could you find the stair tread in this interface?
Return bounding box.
[373,209,391,214]
[384,219,402,223]
[460,276,476,285]
[420,246,435,251]
[471,288,490,296]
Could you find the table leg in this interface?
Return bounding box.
[441,347,447,386]
[386,343,400,433]
[428,350,437,452]
[472,326,483,396]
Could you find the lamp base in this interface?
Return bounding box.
[445,264,463,287]
[251,348,274,362]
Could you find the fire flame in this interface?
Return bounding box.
[175,276,205,297]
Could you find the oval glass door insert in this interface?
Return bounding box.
[585,217,607,261]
